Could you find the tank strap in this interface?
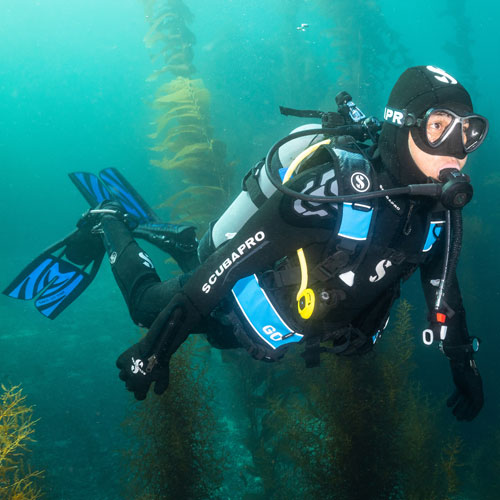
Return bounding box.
[242,160,268,208]
[301,326,371,368]
[265,202,374,288]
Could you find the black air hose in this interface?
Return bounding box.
[435,208,463,312]
[445,209,463,296]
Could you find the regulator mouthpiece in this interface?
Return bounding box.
[438,168,473,209]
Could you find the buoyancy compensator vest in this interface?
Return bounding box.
[199,92,471,365]
[217,138,386,363]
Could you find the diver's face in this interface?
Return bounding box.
[408,132,467,180]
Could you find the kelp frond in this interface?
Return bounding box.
[148,75,230,229]
[122,337,226,499]
[0,385,43,499]
[141,0,232,232]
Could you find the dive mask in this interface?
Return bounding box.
[384,106,489,158]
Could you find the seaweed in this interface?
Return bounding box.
[220,349,307,499]
[121,3,232,497]
[141,0,232,232]
[314,0,410,108]
[0,384,43,499]
[142,0,196,79]
[458,423,500,500]
[150,76,231,230]
[228,301,464,499]
[122,336,226,499]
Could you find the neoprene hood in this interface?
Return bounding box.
[378,65,473,186]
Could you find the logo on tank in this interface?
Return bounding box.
[350,172,370,192]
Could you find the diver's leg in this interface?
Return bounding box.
[133,223,200,273]
[98,215,189,327]
[97,213,243,343]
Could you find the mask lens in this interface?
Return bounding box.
[463,116,488,152]
[425,110,455,145]
[423,109,489,153]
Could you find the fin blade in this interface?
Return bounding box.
[34,258,91,319]
[99,167,159,223]
[69,172,112,208]
[3,242,103,319]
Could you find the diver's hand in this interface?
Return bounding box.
[447,359,484,421]
[116,338,171,400]
[116,294,202,400]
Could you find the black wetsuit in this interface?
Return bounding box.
[103,145,469,363]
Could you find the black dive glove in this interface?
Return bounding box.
[447,359,484,421]
[116,293,202,400]
[64,208,108,266]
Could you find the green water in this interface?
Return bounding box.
[0,0,498,498]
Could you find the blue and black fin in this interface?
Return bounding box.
[99,167,160,223]
[69,168,160,224]
[68,171,112,208]
[70,167,199,271]
[3,232,104,319]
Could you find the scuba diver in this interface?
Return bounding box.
[4,66,489,422]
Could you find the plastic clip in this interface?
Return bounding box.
[439,325,448,340]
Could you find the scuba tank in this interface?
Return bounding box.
[199,92,383,259]
[207,124,324,251]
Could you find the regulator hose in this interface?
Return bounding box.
[446,209,463,296]
[264,127,442,203]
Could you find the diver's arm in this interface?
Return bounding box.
[420,242,484,421]
[419,239,470,356]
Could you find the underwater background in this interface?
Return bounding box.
[0,0,499,498]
